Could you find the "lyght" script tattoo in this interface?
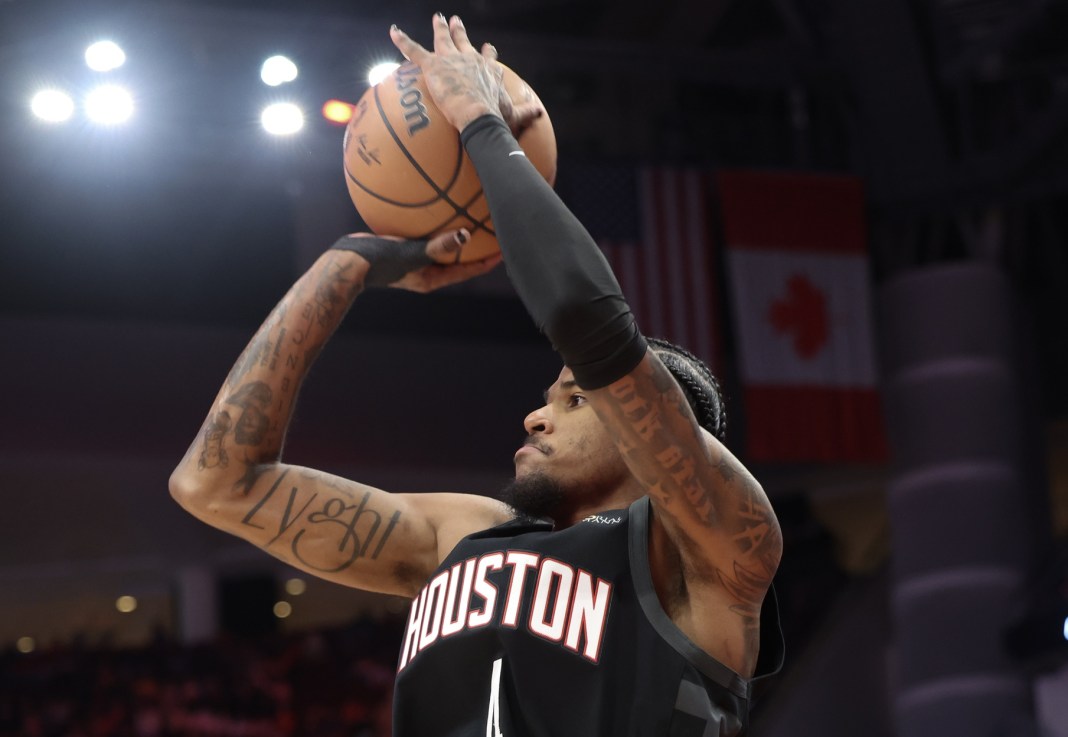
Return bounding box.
[241,470,400,572]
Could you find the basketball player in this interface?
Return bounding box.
[170,13,783,735]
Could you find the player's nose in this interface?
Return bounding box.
[523,405,553,435]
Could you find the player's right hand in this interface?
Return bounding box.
[390,14,504,133]
[390,229,503,293]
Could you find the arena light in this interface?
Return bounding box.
[85,40,126,72]
[273,601,292,618]
[261,102,304,135]
[15,636,35,654]
[85,84,134,125]
[115,595,138,613]
[284,577,306,596]
[261,55,298,86]
[31,89,74,122]
[368,61,400,86]
[321,99,354,125]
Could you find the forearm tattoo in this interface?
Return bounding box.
[240,468,401,572]
[602,358,781,629]
[196,252,365,473]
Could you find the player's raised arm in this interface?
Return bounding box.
[169,232,510,598]
[459,112,782,658]
[586,354,781,666]
[394,13,781,669]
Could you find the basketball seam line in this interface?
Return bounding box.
[366,82,492,236]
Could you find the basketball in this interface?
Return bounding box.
[342,62,557,263]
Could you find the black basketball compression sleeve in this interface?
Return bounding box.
[461,115,647,390]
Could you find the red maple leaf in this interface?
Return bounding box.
[767,274,829,359]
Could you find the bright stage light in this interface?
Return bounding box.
[85,84,134,125]
[85,40,126,72]
[261,55,298,86]
[321,99,354,125]
[368,61,400,86]
[31,89,75,122]
[261,102,304,135]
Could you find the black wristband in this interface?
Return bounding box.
[330,235,432,287]
[461,115,647,389]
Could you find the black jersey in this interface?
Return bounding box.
[392,497,784,736]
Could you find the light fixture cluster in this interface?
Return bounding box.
[29,40,403,139]
[258,56,402,136]
[31,40,133,125]
[259,54,304,136]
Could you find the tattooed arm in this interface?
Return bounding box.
[388,15,778,670]
[169,235,512,598]
[586,353,782,677]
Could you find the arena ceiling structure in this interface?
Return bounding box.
[1,1,1068,720]
[2,0,1067,410]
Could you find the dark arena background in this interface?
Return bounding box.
[3,0,1068,735]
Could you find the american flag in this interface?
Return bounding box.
[558,163,722,370]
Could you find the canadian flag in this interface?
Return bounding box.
[718,170,887,462]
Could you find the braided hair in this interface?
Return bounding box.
[646,337,727,442]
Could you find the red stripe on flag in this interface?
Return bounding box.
[717,170,866,254]
[743,385,887,462]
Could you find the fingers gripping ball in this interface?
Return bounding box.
[342,62,556,263]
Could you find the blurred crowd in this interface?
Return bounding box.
[0,618,404,737]
[0,493,847,737]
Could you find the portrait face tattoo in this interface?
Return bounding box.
[225,381,273,445]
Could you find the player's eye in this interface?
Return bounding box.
[567,393,586,408]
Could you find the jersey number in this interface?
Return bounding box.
[486,657,504,737]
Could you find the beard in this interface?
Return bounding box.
[498,471,567,522]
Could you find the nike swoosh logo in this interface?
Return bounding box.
[508,151,526,157]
